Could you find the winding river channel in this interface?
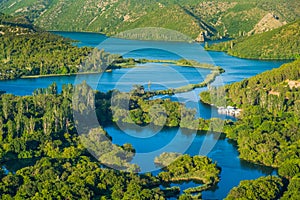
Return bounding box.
[0,32,286,199]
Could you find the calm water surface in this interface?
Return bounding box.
[0,32,286,199]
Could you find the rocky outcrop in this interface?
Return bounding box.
[195,31,208,42]
[248,13,286,35]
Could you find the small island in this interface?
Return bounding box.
[156,153,221,194]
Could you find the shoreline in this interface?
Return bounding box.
[205,48,295,61]
[20,59,223,81]
[21,71,103,79]
[144,68,224,98]
[51,31,294,60]
[141,59,221,70]
[51,30,196,43]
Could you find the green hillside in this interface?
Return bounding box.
[206,20,300,59]
[114,5,212,39]
[0,13,90,79]
[201,59,300,199]
[0,13,139,80]
[1,0,300,40]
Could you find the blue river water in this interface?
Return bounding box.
[0,32,286,199]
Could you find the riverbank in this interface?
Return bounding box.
[20,59,224,87]
[21,71,102,79]
[143,67,224,98]
[205,47,296,61]
[140,58,223,70]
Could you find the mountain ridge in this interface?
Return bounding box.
[1,0,300,40]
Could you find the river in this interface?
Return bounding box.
[0,32,286,199]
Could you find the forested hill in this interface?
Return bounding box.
[201,60,300,198]
[206,20,300,59]
[0,13,91,80]
[201,59,300,109]
[223,59,300,111]
[0,13,138,80]
[1,0,300,40]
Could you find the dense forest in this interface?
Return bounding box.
[0,83,158,199]
[1,1,300,198]
[109,84,223,131]
[206,20,300,59]
[0,13,142,80]
[0,79,228,199]
[1,60,298,199]
[225,176,284,200]
[200,59,300,198]
[0,82,222,199]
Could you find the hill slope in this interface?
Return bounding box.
[0,13,127,80]
[206,20,300,59]
[1,0,300,40]
[201,59,300,168]
[201,59,300,199]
